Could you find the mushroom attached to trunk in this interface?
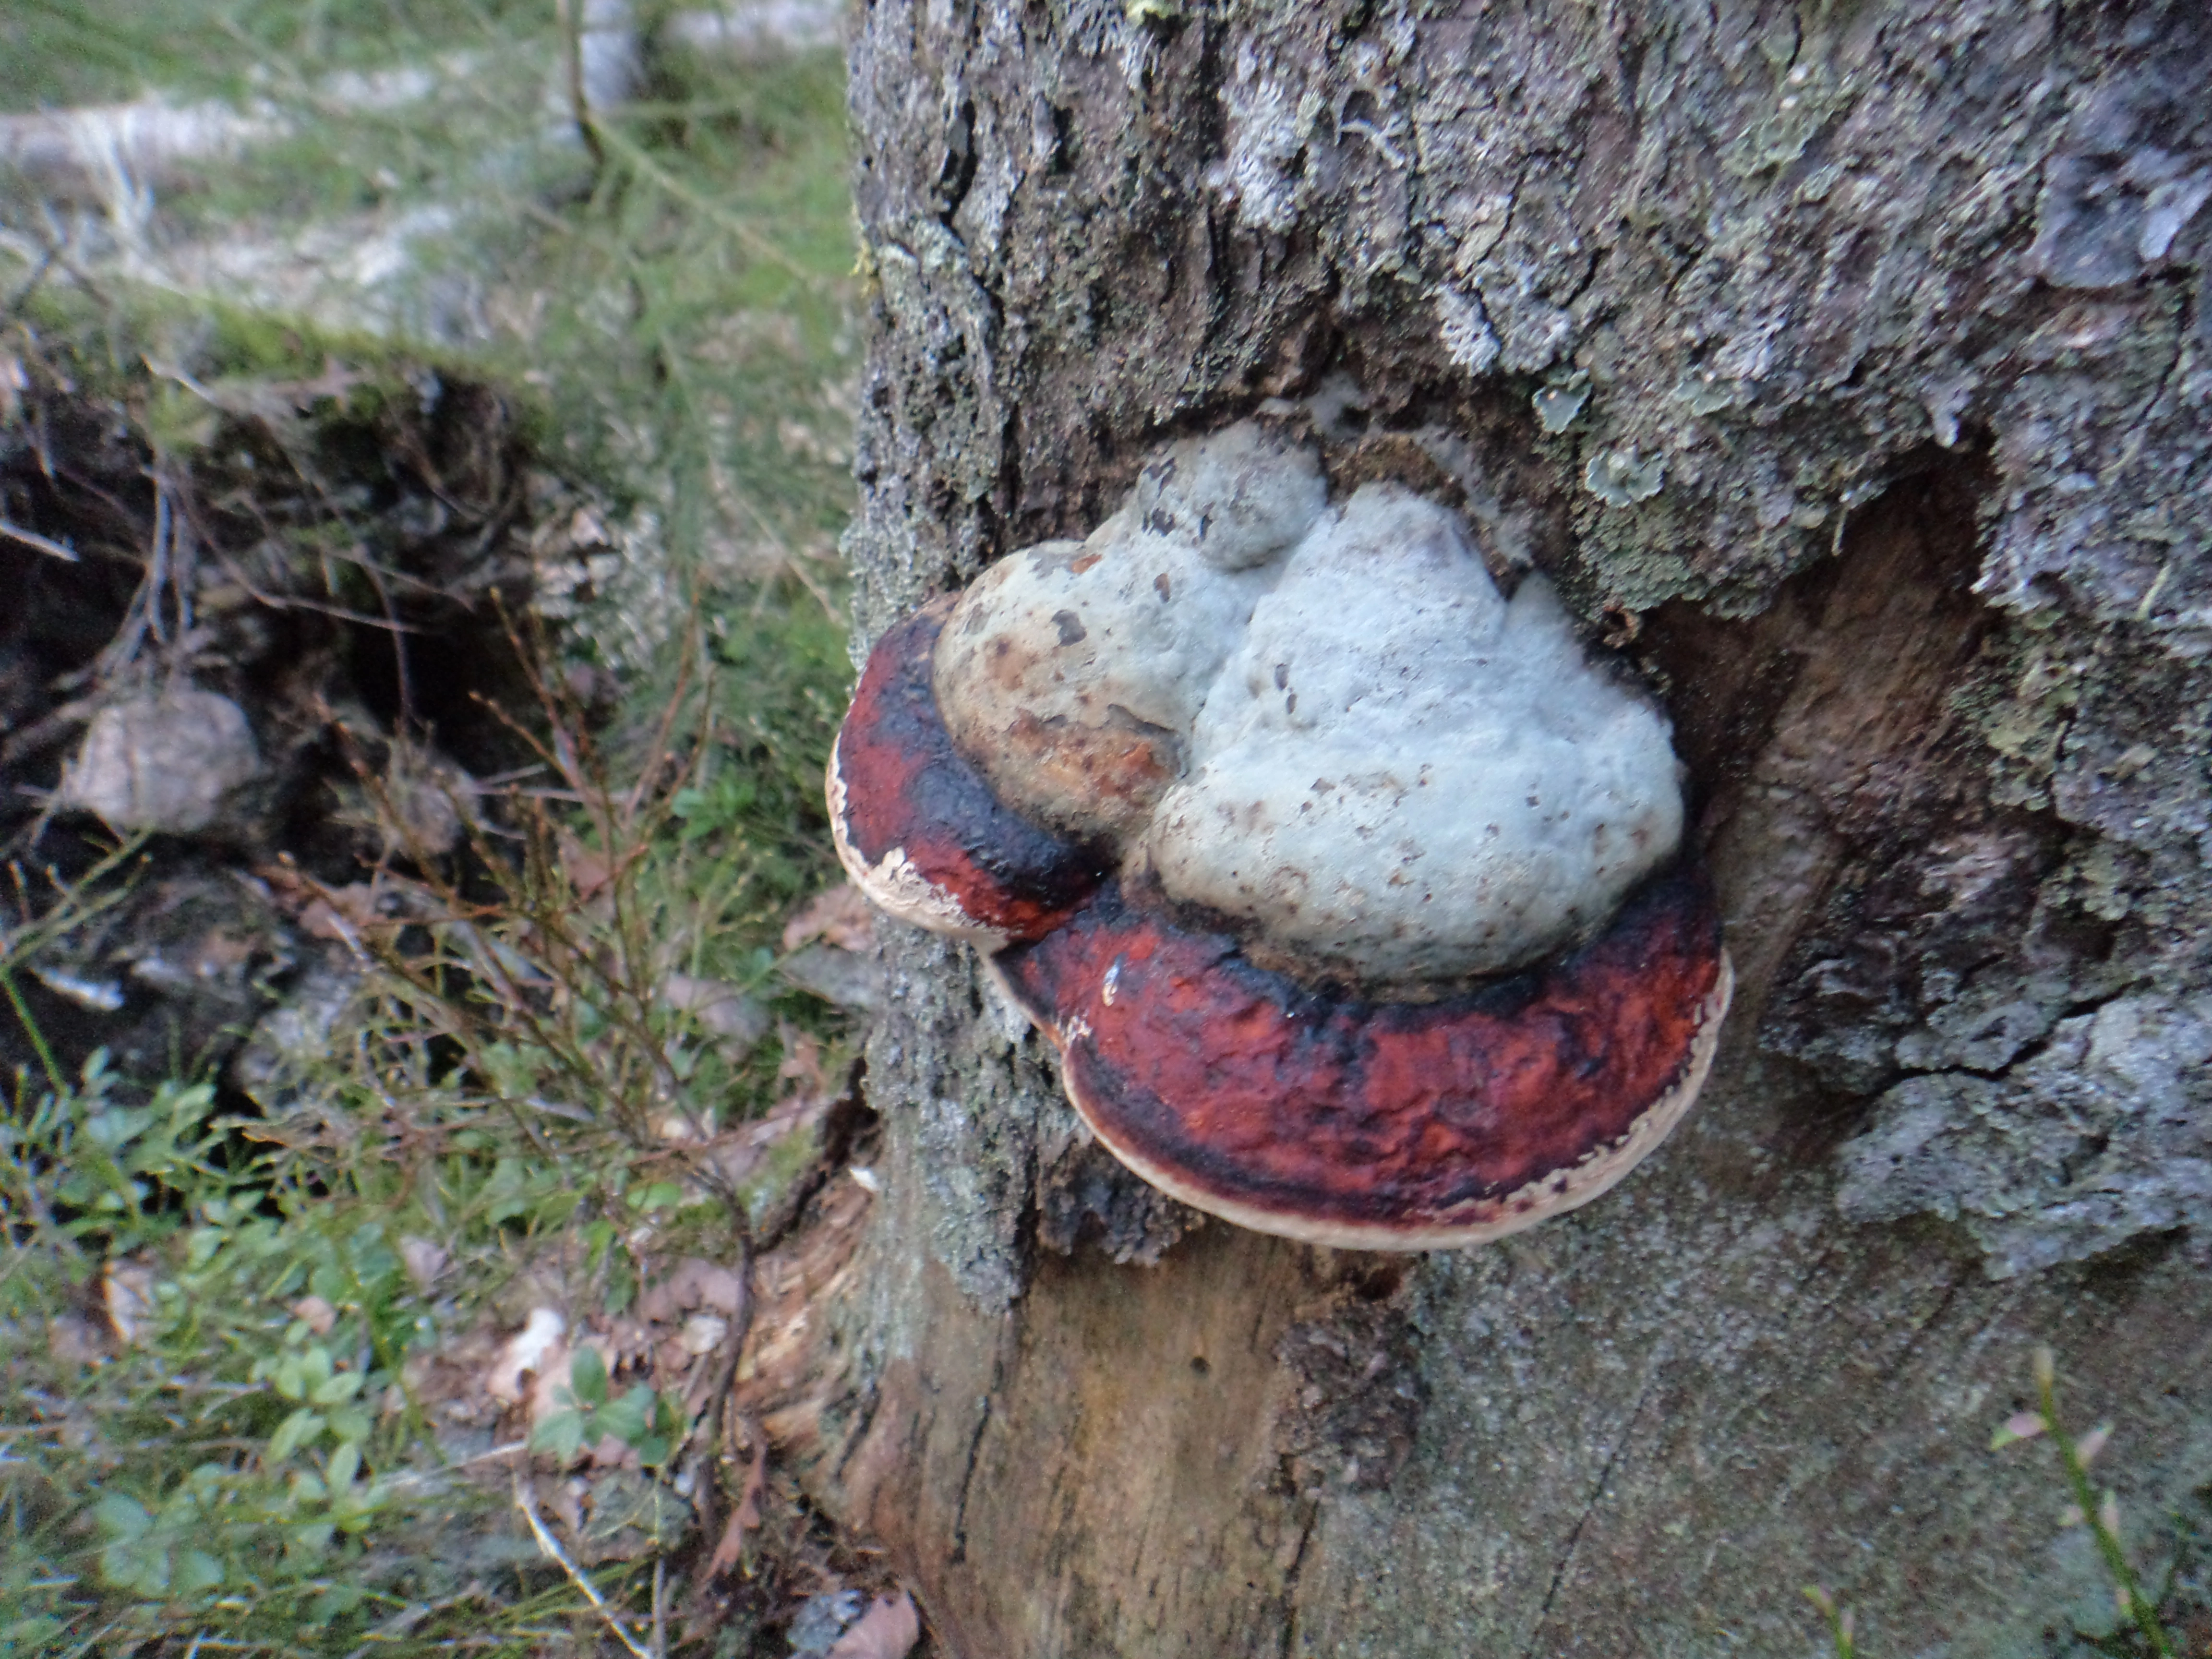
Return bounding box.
[828,594,1107,946]
[827,421,1732,1247]
[986,868,1730,1249]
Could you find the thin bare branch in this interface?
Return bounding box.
[0,517,79,563]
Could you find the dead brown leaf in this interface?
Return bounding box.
[660,973,769,1053]
[102,1256,156,1345]
[782,883,876,955]
[556,829,616,900]
[778,942,884,1010]
[483,1307,567,1407]
[187,928,256,975]
[298,881,385,942]
[47,1311,113,1366]
[398,1322,504,1423]
[398,1235,449,1290]
[251,861,311,902]
[777,1021,827,1097]
[637,1257,745,1325]
[825,1592,921,1659]
[699,1082,834,1191]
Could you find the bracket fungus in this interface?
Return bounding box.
[829,422,1732,1249]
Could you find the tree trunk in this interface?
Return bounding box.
[741,2,2212,1653]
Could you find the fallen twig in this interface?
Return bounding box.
[0,517,79,563]
[512,1468,653,1659]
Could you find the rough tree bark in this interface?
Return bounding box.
[736,2,2212,1653]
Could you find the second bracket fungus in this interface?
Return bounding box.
[830,422,1732,1249]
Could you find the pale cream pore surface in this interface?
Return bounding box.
[1144,484,1683,983]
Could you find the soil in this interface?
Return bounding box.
[0,341,538,1090]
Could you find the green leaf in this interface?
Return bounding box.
[634,1434,672,1468]
[570,1345,609,1409]
[326,1442,361,1491]
[311,1369,364,1406]
[175,1549,226,1594]
[267,1407,326,1463]
[100,1538,169,1597]
[601,1384,654,1445]
[84,1104,154,1152]
[328,1405,375,1445]
[334,1478,386,1532]
[531,1188,582,1227]
[318,1581,366,1618]
[584,1218,619,1268]
[92,1493,152,1539]
[603,1262,636,1316]
[531,1408,588,1465]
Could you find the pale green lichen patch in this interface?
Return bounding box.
[1965,628,2090,813]
[1671,372,1749,417]
[1531,372,1590,434]
[1583,447,1666,508]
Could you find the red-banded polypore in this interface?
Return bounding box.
[828,422,1732,1248]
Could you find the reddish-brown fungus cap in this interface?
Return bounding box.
[990,863,1732,1249]
[829,595,1108,946]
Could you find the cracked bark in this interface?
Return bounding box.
[1521,1359,1664,1658]
[736,0,2212,1653]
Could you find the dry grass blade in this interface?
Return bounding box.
[513,1469,655,1659]
[0,515,80,561]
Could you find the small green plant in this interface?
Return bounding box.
[3,649,853,1647]
[12,1054,225,1253]
[1993,1346,2178,1659]
[1803,1584,1857,1659]
[2,590,855,1650]
[2,1045,424,1640]
[1801,1346,2196,1659]
[530,1346,687,1469]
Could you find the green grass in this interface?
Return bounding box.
[2,649,850,1652]
[1,0,554,110]
[3,3,861,1651]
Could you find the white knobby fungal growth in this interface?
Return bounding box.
[933,424,1327,840]
[938,422,1685,986]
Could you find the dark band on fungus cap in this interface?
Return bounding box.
[829,595,1108,945]
[991,863,1732,1250]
